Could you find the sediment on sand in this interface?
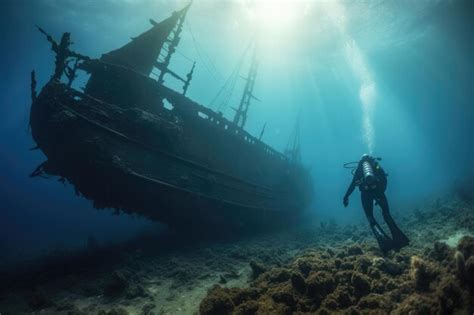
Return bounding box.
[1,196,473,314]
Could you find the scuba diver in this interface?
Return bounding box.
[343,154,409,254]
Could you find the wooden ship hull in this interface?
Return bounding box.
[29,4,313,232]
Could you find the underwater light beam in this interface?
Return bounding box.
[241,0,307,45]
[324,1,377,154]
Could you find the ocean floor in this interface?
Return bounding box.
[1,195,473,314]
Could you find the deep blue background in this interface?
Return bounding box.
[1,0,472,263]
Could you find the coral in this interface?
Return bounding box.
[254,296,292,315]
[200,221,473,315]
[455,250,466,280]
[249,260,267,279]
[367,266,381,279]
[199,285,260,314]
[325,247,335,257]
[270,285,296,308]
[293,257,313,277]
[334,270,353,284]
[373,257,404,276]
[436,276,463,313]
[199,285,234,315]
[306,271,335,299]
[409,256,439,291]
[233,300,259,315]
[267,268,291,284]
[97,308,129,315]
[392,294,438,315]
[322,297,338,309]
[290,272,306,294]
[350,272,371,298]
[340,261,355,270]
[431,241,452,262]
[347,245,363,256]
[3,196,474,315]
[228,287,260,305]
[354,256,371,274]
[457,235,474,259]
[465,256,474,285]
[357,293,389,310]
[326,285,353,308]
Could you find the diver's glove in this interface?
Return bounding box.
[343,196,349,207]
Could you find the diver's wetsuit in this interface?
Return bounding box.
[344,157,409,254]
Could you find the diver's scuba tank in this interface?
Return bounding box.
[344,155,384,191]
[361,160,377,191]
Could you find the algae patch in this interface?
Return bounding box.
[440,231,472,248]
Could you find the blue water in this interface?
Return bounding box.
[0,0,472,261]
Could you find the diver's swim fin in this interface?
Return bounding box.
[391,232,409,251]
[371,223,394,255]
[383,213,410,250]
[393,235,409,251]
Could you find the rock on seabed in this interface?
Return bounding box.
[200,198,474,315]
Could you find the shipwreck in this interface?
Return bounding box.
[29,3,313,232]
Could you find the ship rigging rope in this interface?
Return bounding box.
[175,48,194,63]
[185,21,222,83]
[217,61,241,113]
[157,40,194,65]
[209,72,233,110]
[285,108,302,159]
[212,56,241,112]
[217,70,239,113]
[210,44,250,113]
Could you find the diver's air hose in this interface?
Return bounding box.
[343,161,359,175]
[343,157,384,178]
[343,161,359,169]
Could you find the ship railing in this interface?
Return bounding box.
[68,52,289,163]
[195,110,287,161]
[54,83,295,197]
[160,86,288,162]
[38,29,293,169]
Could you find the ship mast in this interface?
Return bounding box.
[232,44,259,129]
[285,111,302,164]
[155,2,194,94]
[98,2,194,93]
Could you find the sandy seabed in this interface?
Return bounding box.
[1,195,473,315]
